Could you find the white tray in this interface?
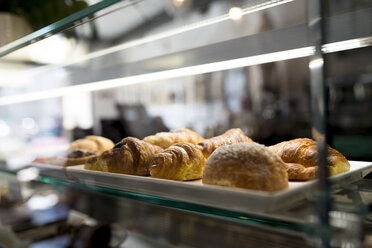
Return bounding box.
[32,161,372,214]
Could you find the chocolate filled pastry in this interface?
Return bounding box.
[269,138,350,180]
[85,137,163,176]
[197,128,254,159]
[202,143,288,191]
[149,143,206,181]
[143,128,204,149]
[35,149,98,167]
[63,149,97,166]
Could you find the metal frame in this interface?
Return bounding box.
[308,0,330,246]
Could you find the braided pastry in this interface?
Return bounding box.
[269,138,350,180]
[85,137,163,175]
[143,128,204,149]
[149,143,206,181]
[198,128,254,158]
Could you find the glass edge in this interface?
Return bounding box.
[0,167,17,175]
[38,175,306,233]
[0,166,307,232]
[0,0,124,57]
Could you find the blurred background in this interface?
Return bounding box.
[1,0,372,247]
[0,0,371,164]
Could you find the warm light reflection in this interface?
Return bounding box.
[309,58,324,70]
[173,0,184,7]
[229,7,243,22]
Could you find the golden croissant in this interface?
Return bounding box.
[197,128,254,158]
[282,163,318,181]
[149,143,206,181]
[143,128,204,149]
[85,137,163,175]
[269,138,350,180]
[70,135,114,154]
[37,135,114,167]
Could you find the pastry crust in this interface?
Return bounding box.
[150,143,206,181]
[202,143,288,191]
[198,128,254,158]
[37,136,114,167]
[52,135,115,167]
[269,138,350,179]
[85,137,163,176]
[70,135,114,154]
[45,154,96,167]
[143,128,204,149]
[282,163,317,181]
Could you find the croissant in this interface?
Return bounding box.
[85,137,163,175]
[198,128,254,158]
[36,149,97,167]
[70,135,114,154]
[37,135,114,167]
[269,138,350,180]
[143,128,204,149]
[149,143,206,181]
[282,163,317,181]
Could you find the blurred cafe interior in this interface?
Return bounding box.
[0,0,372,247]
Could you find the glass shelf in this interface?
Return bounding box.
[1,0,372,246]
[38,175,305,232]
[1,162,371,235]
[0,165,306,233]
[0,2,371,106]
[0,0,124,57]
[0,0,304,58]
[1,164,371,246]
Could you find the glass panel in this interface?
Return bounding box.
[1,0,371,105]
[0,0,309,103]
[0,0,123,55]
[0,58,322,233]
[0,0,371,245]
[0,170,316,247]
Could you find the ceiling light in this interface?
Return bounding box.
[173,0,184,7]
[229,7,243,22]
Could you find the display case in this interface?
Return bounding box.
[1,0,372,247]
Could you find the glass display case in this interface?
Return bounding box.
[0,0,372,247]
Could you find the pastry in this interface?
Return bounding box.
[282,163,317,181]
[35,135,114,167]
[269,138,350,179]
[69,135,114,154]
[85,137,163,176]
[202,143,288,191]
[143,128,204,149]
[197,128,254,158]
[149,143,206,181]
[53,149,97,166]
